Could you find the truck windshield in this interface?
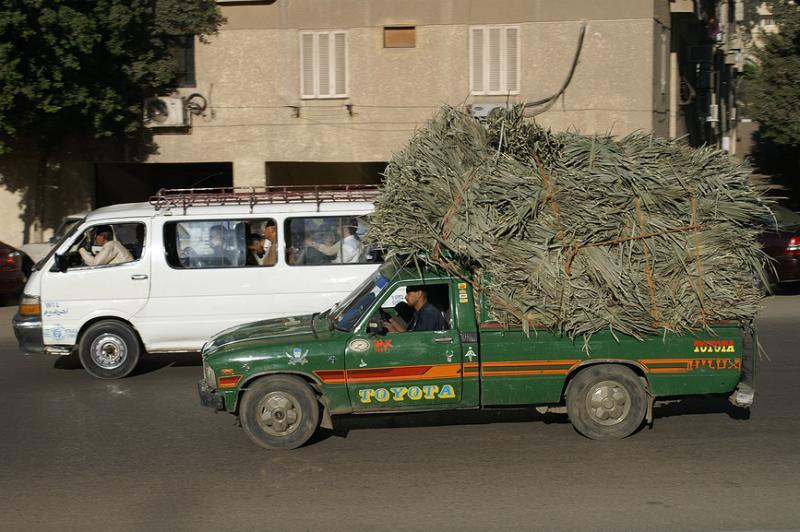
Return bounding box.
[34,219,84,271]
[330,261,399,331]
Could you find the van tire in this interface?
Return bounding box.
[240,375,320,450]
[566,365,646,440]
[78,320,141,379]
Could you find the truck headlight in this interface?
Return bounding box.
[204,363,216,388]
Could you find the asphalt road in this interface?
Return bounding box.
[0,295,798,531]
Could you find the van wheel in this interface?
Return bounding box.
[240,375,320,450]
[78,321,141,379]
[566,365,647,440]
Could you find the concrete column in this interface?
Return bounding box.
[232,160,267,188]
[669,52,679,139]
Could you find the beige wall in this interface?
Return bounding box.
[149,0,667,185]
[0,0,676,246]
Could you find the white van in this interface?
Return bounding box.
[13,186,381,379]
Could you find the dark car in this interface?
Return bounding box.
[0,241,28,305]
[759,205,800,292]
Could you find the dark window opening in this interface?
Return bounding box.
[170,35,196,88]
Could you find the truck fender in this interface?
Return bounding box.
[563,359,652,398]
[236,371,325,415]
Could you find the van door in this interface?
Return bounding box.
[344,281,462,412]
[40,221,150,347]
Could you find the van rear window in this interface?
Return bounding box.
[285,216,382,266]
[164,219,278,269]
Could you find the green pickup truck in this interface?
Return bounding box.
[198,260,754,450]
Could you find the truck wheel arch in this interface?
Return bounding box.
[563,359,651,399]
[235,371,324,415]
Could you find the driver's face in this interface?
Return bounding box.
[405,290,422,308]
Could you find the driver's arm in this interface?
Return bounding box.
[80,243,112,266]
[384,316,407,333]
[78,247,97,266]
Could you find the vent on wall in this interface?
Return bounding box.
[469,102,510,118]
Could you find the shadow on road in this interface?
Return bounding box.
[53,351,203,376]
[312,408,568,444]
[654,396,750,421]
[312,395,751,444]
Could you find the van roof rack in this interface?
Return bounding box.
[149,184,380,212]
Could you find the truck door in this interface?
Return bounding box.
[345,281,462,412]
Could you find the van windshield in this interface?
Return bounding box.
[34,218,84,271]
[330,260,400,331]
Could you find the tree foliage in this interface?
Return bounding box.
[741,1,800,146]
[0,0,224,154]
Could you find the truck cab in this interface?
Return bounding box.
[199,260,752,449]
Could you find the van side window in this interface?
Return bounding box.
[164,219,277,269]
[285,216,382,266]
[65,222,144,268]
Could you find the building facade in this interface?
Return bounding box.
[0,0,745,247]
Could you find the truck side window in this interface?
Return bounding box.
[285,215,383,266]
[164,219,277,269]
[377,283,451,332]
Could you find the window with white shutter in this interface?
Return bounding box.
[469,25,520,95]
[300,31,348,99]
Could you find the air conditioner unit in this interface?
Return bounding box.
[469,102,510,119]
[143,97,188,128]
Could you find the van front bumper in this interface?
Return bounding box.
[12,313,44,354]
[197,380,226,411]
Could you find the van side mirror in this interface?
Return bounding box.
[52,254,68,273]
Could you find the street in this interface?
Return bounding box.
[0,294,798,531]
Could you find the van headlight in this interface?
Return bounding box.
[204,363,216,388]
[19,294,41,317]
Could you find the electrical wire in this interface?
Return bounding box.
[524,20,587,117]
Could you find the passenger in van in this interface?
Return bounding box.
[303,231,338,264]
[262,220,278,266]
[131,225,145,260]
[332,219,362,264]
[79,226,134,266]
[208,224,243,266]
[246,233,267,266]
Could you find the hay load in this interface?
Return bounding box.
[366,105,771,340]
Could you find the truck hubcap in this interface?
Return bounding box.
[90,334,127,370]
[257,392,301,436]
[586,380,630,426]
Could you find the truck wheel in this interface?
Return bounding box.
[240,375,320,450]
[78,320,141,379]
[566,365,647,440]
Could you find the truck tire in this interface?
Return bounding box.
[78,320,141,379]
[240,375,320,450]
[566,365,647,440]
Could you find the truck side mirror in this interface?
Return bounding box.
[51,254,68,273]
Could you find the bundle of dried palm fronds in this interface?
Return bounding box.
[366,105,771,340]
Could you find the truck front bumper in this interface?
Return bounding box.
[197,380,225,411]
[12,313,44,354]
